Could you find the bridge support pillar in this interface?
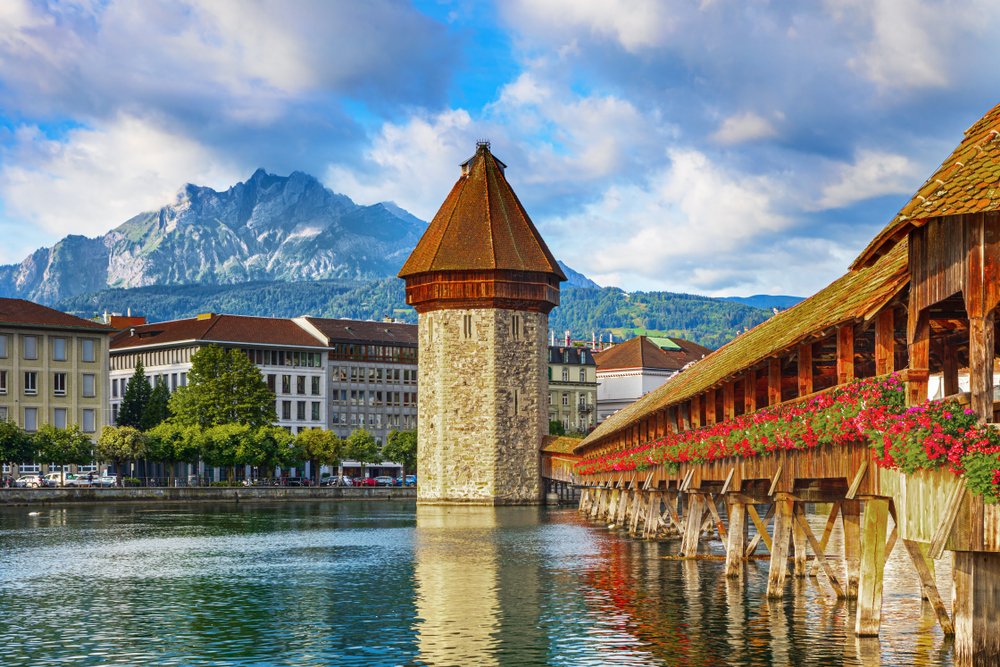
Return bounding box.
[766,493,794,598]
[792,503,807,577]
[953,550,1000,666]
[855,498,889,637]
[842,500,861,600]
[725,500,747,578]
[681,493,706,557]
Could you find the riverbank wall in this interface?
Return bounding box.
[0,486,416,506]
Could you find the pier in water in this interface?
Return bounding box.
[0,500,952,666]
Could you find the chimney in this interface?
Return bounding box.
[550,330,555,346]
[591,331,596,349]
[129,328,136,337]
[564,330,571,346]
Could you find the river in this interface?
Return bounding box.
[0,501,952,666]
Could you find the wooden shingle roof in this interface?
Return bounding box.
[398,143,566,280]
[853,101,1000,269]
[577,241,909,453]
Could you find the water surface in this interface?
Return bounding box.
[0,501,953,666]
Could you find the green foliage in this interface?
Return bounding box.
[96,426,147,465]
[383,429,416,474]
[118,361,151,428]
[169,345,276,429]
[141,380,171,431]
[33,425,94,467]
[296,429,343,483]
[345,428,381,469]
[251,426,297,471]
[0,420,35,465]
[549,421,566,436]
[145,422,199,464]
[195,423,250,469]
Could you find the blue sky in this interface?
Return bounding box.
[1,0,999,297]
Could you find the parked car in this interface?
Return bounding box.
[373,475,395,487]
[63,473,96,487]
[16,474,46,488]
[404,475,417,487]
[97,473,118,487]
[353,477,376,487]
[393,476,403,486]
[276,476,306,487]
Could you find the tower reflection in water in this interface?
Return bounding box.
[413,505,544,666]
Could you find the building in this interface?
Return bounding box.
[295,317,418,445]
[109,313,329,434]
[594,335,710,423]
[547,345,597,434]
[0,298,114,475]
[399,142,566,505]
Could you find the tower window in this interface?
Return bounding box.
[511,314,521,340]
[513,388,520,415]
[463,314,473,339]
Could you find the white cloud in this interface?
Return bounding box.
[817,149,920,209]
[712,112,780,145]
[0,115,241,261]
[504,0,676,52]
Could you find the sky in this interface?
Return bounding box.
[1,0,999,297]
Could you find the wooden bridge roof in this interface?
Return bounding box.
[576,241,909,453]
[853,101,1000,269]
[398,143,566,280]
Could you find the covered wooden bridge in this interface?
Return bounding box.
[573,101,1000,665]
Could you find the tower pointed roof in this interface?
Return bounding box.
[398,142,567,280]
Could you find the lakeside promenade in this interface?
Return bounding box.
[0,485,415,506]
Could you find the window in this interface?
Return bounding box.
[81,339,95,363]
[23,335,37,360]
[562,393,569,406]
[463,314,473,339]
[511,314,521,340]
[282,401,291,420]
[297,401,306,421]
[562,368,569,382]
[53,408,67,429]
[311,401,320,421]
[24,407,37,432]
[0,370,6,395]
[297,375,305,395]
[171,373,178,391]
[513,388,520,414]
[112,378,119,399]
[0,406,6,421]
[82,374,95,398]
[311,376,320,396]
[281,375,291,394]
[52,337,66,361]
[267,374,276,393]
[53,372,67,397]
[82,409,95,433]
[579,369,586,383]
[180,372,187,387]
[24,371,37,395]
[0,334,7,358]
[112,404,119,424]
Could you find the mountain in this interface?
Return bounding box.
[558,261,601,289]
[56,281,773,350]
[0,169,426,304]
[722,294,804,311]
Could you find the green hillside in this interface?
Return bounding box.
[57,280,773,350]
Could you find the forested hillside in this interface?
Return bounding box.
[57,280,773,350]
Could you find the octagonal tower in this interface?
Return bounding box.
[399,142,566,504]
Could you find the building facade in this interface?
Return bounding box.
[0,298,113,475]
[399,142,566,505]
[547,345,597,434]
[594,335,711,423]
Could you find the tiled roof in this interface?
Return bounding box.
[303,318,418,346]
[541,435,584,455]
[110,314,326,351]
[578,241,909,452]
[0,298,114,332]
[398,143,566,280]
[853,101,1000,268]
[594,335,706,372]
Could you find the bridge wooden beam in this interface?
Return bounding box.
[723,381,735,421]
[797,343,813,397]
[837,323,855,386]
[856,497,889,637]
[725,498,747,578]
[744,370,757,413]
[907,309,930,406]
[953,550,1000,665]
[768,358,782,406]
[842,499,861,600]
[766,493,794,599]
[875,308,895,376]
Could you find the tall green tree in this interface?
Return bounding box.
[197,423,249,482]
[145,422,199,487]
[169,346,276,428]
[251,426,297,481]
[118,362,152,428]
[383,429,417,475]
[141,380,172,431]
[345,428,381,478]
[34,425,94,483]
[0,420,35,471]
[296,429,343,485]
[96,426,147,485]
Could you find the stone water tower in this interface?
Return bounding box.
[398,142,566,504]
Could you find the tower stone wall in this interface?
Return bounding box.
[417,307,547,504]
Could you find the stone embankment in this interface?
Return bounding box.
[0,486,416,506]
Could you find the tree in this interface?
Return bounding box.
[383,429,417,475]
[169,346,276,429]
[96,426,147,485]
[145,422,199,487]
[251,426,297,481]
[0,420,35,471]
[118,362,152,428]
[34,425,94,484]
[197,423,249,482]
[141,380,171,431]
[345,428,381,478]
[295,429,343,485]
[549,420,566,436]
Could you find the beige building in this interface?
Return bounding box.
[0,298,113,474]
[547,345,597,434]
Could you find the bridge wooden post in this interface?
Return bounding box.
[842,500,861,599]
[968,312,995,421]
[725,499,747,578]
[953,550,1000,666]
[681,492,706,557]
[766,493,794,598]
[855,498,889,637]
[792,503,808,577]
